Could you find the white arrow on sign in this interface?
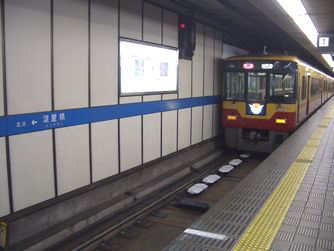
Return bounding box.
[32,120,38,126]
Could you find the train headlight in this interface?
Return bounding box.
[276,118,287,124]
[227,115,237,121]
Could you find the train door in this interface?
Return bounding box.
[296,73,300,123]
[306,75,310,115]
[300,76,306,121]
[319,80,324,104]
[321,80,323,104]
[246,72,267,116]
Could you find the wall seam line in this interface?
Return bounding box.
[117,0,121,174]
[50,0,58,197]
[88,0,93,184]
[202,25,206,142]
[1,0,14,214]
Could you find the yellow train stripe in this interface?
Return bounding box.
[233,105,334,251]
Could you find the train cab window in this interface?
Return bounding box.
[269,73,295,103]
[225,72,245,100]
[247,72,266,102]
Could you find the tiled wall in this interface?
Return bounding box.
[0,0,249,216]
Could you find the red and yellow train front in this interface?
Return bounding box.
[223,102,297,133]
[222,58,298,152]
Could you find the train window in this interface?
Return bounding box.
[269,73,295,103]
[311,78,321,96]
[324,81,327,92]
[247,72,266,102]
[225,72,245,100]
[301,76,307,100]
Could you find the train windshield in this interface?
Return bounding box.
[269,73,295,102]
[223,60,297,103]
[247,72,266,102]
[225,72,245,100]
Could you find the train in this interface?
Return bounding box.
[222,54,334,153]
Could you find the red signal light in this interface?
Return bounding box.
[243,63,254,69]
[180,23,186,29]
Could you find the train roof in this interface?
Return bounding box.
[224,54,334,80]
[224,54,299,62]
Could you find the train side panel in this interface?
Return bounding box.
[296,63,333,127]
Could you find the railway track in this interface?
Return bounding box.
[50,149,266,251]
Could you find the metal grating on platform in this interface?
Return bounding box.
[270,105,334,251]
[164,97,334,251]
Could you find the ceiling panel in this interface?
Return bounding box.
[303,0,334,33]
[151,0,333,74]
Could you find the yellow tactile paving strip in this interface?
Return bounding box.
[233,106,334,251]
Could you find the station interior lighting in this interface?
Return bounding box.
[277,0,318,47]
[322,54,334,68]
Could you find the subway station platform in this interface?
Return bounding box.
[164,97,334,251]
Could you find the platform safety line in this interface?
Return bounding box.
[233,105,334,251]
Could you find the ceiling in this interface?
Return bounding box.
[303,0,334,33]
[169,0,334,76]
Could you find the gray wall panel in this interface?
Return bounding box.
[178,108,191,150]
[120,0,142,39]
[203,105,213,140]
[213,104,221,137]
[5,0,51,115]
[214,31,223,96]
[191,106,203,144]
[192,23,204,97]
[0,0,3,116]
[143,3,161,43]
[213,31,222,136]
[204,27,214,96]
[162,10,177,47]
[178,60,192,98]
[143,95,161,102]
[120,96,142,171]
[56,125,90,195]
[163,94,177,100]
[54,0,89,110]
[162,110,177,156]
[120,96,142,104]
[0,1,226,213]
[120,116,141,171]
[143,113,161,163]
[0,138,9,217]
[10,131,54,211]
[92,120,118,182]
[91,0,118,106]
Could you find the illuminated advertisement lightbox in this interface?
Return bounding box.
[120,39,178,94]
